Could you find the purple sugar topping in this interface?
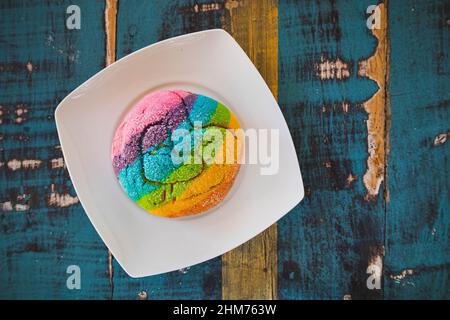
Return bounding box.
[112,94,196,175]
[142,124,168,152]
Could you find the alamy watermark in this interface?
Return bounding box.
[366,4,381,30]
[66,265,81,290]
[66,5,81,30]
[169,123,280,176]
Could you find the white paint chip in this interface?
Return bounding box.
[26,61,33,73]
[50,157,65,169]
[7,159,42,170]
[390,269,414,283]
[1,201,13,211]
[433,132,449,146]
[316,57,350,80]
[15,203,30,211]
[48,184,79,207]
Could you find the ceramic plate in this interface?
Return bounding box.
[55,29,303,277]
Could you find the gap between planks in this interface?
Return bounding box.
[222,0,278,300]
[105,0,117,299]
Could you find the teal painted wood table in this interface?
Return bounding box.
[0,0,448,299]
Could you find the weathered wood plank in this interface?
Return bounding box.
[277,0,385,299]
[0,0,110,299]
[221,0,278,300]
[384,0,450,299]
[111,0,230,299]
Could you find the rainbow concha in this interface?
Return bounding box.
[112,90,241,218]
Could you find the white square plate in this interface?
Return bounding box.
[55,29,304,277]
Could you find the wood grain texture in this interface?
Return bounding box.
[277,0,385,299]
[222,227,278,299]
[0,0,448,300]
[105,0,117,66]
[0,0,111,299]
[221,0,278,300]
[384,0,450,299]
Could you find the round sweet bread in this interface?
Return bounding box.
[112,90,240,218]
